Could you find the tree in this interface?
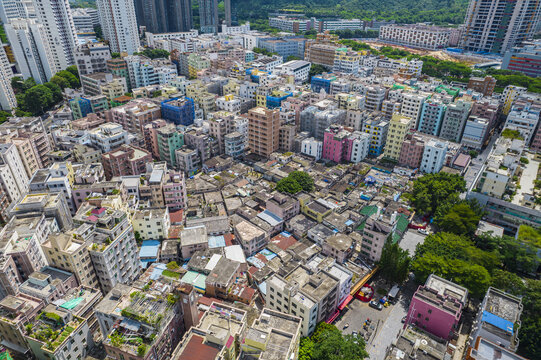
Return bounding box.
[112,52,120,59]
[411,232,500,298]
[437,202,482,236]
[310,322,369,360]
[56,70,80,88]
[286,55,301,62]
[65,65,79,79]
[299,338,314,360]
[11,76,36,94]
[474,234,538,274]
[94,24,103,39]
[50,75,70,90]
[309,64,329,80]
[134,49,171,59]
[289,171,314,192]
[23,85,53,115]
[411,173,466,215]
[491,270,525,295]
[44,82,63,103]
[378,241,411,284]
[275,177,302,194]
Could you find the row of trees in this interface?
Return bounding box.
[10,66,80,116]
[299,322,368,360]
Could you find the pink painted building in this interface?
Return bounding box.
[406,274,468,340]
[398,132,425,168]
[322,125,353,163]
[163,170,187,210]
[143,119,168,159]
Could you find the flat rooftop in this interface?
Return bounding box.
[286,266,337,301]
[425,274,468,304]
[483,287,522,323]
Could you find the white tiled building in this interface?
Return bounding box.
[96,0,140,54]
[32,0,78,69]
[379,24,450,50]
[420,139,448,173]
[301,137,323,160]
[4,18,55,84]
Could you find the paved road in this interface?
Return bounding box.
[464,133,498,193]
[367,295,409,359]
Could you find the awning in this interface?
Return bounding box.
[326,310,340,324]
[338,295,354,311]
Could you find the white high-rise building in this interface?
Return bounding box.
[0,143,29,202]
[96,0,140,54]
[32,0,78,70]
[0,44,16,110]
[4,18,55,83]
[461,0,541,54]
[0,0,34,23]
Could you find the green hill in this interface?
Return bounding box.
[234,0,468,25]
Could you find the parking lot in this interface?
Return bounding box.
[399,229,427,255]
[335,276,418,358]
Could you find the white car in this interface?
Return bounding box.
[418,228,429,235]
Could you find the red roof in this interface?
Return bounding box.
[223,233,234,246]
[177,334,220,360]
[169,209,184,224]
[248,266,259,275]
[91,207,105,215]
[198,296,222,307]
[271,234,298,251]
[453,153,471,168]
[168,225,183,239]
[86,215,98,222]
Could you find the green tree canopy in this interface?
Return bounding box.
[275,177,303,194]
[437,202,482,237]
[50,75,70,90]
[411,173,466,215]
[289,171,314,192]
[55,70,80,88]
[300,322,369,360]
[11,76,36,94]
[23,85,54,115]
[378,241,411,284]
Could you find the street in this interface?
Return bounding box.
[368,294,409,359]
[464,133,498,193]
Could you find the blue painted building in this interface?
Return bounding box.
[259,36,306,61]
[161,97,195,126]
[311,74,336,94]
[266,91,292,109]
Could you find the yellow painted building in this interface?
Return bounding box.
[384,113,413,161]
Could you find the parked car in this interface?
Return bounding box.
[343,323,349,329]
[418,228,429,235]
[369,300,383,311]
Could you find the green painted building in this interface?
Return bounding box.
[157,124,184,168]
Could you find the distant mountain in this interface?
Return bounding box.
[234,0,469,25]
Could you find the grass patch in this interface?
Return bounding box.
[162,269,180,279]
